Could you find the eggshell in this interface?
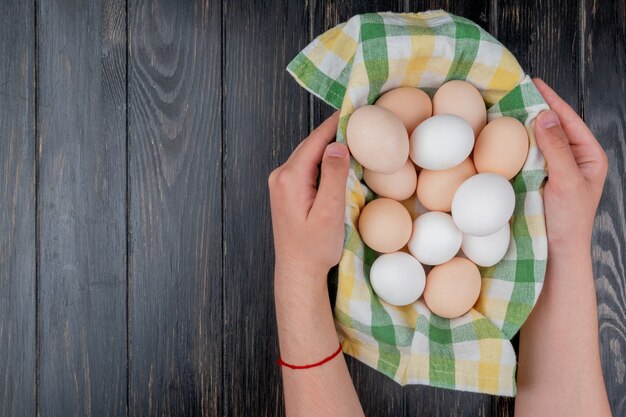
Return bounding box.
[474,116,529,179]
[407,212,462,265]
[433,80,487,137]
[451,173,515,236]
[410,114,474,170]
[375,87,432,134]
[423,257,482,319]
[462,224,511,267]
[416,158,477,212]
[370,252,426,306]
[363,159,417,200]
[347,105,409,174]
[358,198,413,253]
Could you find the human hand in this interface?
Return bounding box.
[516,80,612,417]
[268,112,349,294]
[532,78,608,256]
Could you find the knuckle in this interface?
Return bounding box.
[598,150,609,172]
[267,169,280,188]
[268,168,292,190]
[274,168,294,188]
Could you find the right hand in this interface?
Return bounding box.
[532,78,608,256]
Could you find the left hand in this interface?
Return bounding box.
[268,112,350,293]
[532,78,608,256]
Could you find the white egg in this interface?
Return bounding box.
[409,114,474,170]
[462,224,511,267]
[370,252,426,306]
[407,212,462,265]
[452,173,515,236]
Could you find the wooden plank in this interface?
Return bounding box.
[37,0,127,415]
[222,1,310,416]
[582,0,626,414]
[496,0,579,106]
[408,0,490,31]
[127,1,222,416]
[0,1,36,416]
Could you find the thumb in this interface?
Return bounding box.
[534,110,580,182]
[310,142,350,222]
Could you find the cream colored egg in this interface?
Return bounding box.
[363,159,417,201]
[423,257,482,319]
[416,158,477,212]
[375,87,432,134]
[358,198,413,253]
[346,105,409,174]
[433,80,487,137]
[474,116,529,179]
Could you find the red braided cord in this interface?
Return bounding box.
[277,342,343,370]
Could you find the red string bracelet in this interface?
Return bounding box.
[277,342,343,370]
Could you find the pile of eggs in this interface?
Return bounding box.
[347,81,529,319]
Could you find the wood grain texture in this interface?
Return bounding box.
[128,0,222,415]
[407,0,490,31]
[496,0,579,107]
[0,1,35,416]
[37,0,127,416]
[582,0,626,415]
[222,1,310,416]
[1,1,624,416]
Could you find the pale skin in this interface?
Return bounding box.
[268,78,611,417]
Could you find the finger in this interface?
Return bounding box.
[285,111,340,170]
[532,78,602,151]
[285,133,309,163]
[309,142,350,223]
[533,78,608,181]
[534,110,581,182]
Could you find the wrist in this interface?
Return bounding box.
[547,238,591,259]
[274,260,330,297]
[274,274,338,365]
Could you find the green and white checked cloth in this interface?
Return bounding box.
[287,10,549,396]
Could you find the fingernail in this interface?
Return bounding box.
[539,110,560,129]
[325,142,347,158]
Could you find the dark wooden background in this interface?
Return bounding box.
[0,0,624,416]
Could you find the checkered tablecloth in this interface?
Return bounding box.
[287,10,549,396]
